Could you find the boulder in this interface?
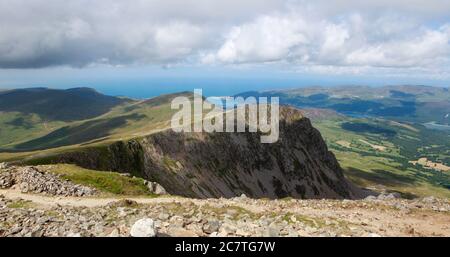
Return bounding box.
[0,170,16,188]
[377,192,401,200]
[421,196,437,204]
[130,218,156,237]
[145,181,167,195]
[0,162,9,169]
[364,195,377,201]
[203,220,221,234]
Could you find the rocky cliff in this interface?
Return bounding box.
[34,107,365,199]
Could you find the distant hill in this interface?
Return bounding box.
[236,85,450,125]
[0,90,192,152]
[0,87,129,121]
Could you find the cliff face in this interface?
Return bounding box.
[44,107,365,199]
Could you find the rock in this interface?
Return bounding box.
[10,226,23,234]
[66,232,82,237]
[0,170,16,188]
[169,215,185,227]
[145,181,167,195]
[263,224,280,237]
[235,228,251,237]
[185,223,204,236]
[158,212,170,221]
[1,166,96,197]
[390,192,401,198]
[218,223,237,236]
[365,232,382,237]
[286,228,299,237]
[364,195,377,201]
[217,230,228,237]
[377,193,400,200]
[107,228,120,237]
[238,193,248,200]
[209,232,219,237]
[117,207,128,218]
[421,196,437,204]
[0,162,9,169]
[167,227,198,237]
[130,218,156,237]
[111,199,138,208]
[203,220,221,234]
[30,229,44,237]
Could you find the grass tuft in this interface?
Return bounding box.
[46,164,155,196]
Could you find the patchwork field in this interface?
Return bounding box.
[311,116,450,198]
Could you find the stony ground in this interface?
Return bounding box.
[0,189,449,237]
[0,166,96,197]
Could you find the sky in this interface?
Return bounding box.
[0,0,449,97]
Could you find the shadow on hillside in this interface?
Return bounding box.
[0,87,128,122]
[345,167,416,187]
[3,113,146,152]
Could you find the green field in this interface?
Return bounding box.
[46,164,156,196]
[0,92,194,161]
[312,116,450,198]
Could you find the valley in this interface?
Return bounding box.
[313,116,450,198]
[0,85,449,237]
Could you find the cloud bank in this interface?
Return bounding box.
[0,0,449,78]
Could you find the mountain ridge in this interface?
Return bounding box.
[21,106,367,200]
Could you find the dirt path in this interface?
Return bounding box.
[0,189,188,207]
[0,189,265,212]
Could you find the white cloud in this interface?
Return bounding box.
[0,0,450,79]
[345,27,450,67]
[212,15,310,63]
[0,0,280,68]
[205,5,450,78]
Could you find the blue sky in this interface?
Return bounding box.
[0,0,449,97]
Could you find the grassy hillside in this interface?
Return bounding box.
[0,87,131,149]
[0,91,194,161]
[0,87,128,121]
[310,115,450,198]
